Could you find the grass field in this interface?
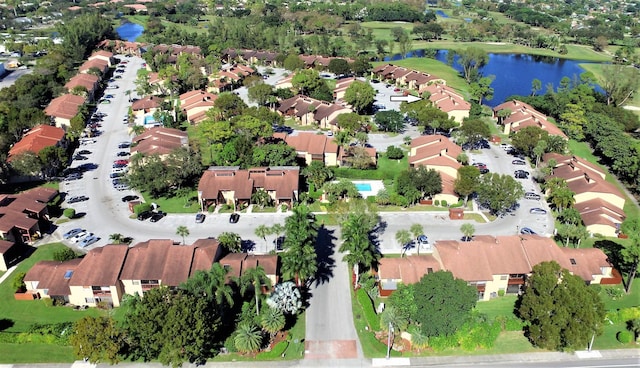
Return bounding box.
[140,190,201,213]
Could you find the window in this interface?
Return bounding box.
[132,280,140,285]
[427,267,433,274]
[141,280,159,285]
[64,270,73,279]
[85,298,95,304]
[500,275,508,280]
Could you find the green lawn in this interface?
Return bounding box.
[0,344,75,363]
[140,190,200,214]
[333,155,407,180]
[474,296,518,320]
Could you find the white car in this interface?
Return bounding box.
[69,231,89,244]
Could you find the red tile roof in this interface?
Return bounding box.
[279,132,338,156]
[0,239,15,254]
[8,125,65,160]
[131,96,163,111]
[198,166,300,202]
[78,58,109,74]
[378,255,441,285]
[131,127,188,156]
[69,245,129,287]
[25,259,83,296]
[44,94,85,119]
[422,84,471,113]
[64,73,100,93]
[495,100,566,138]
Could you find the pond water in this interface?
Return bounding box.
[385,50,600,107]
[116,22,144,42]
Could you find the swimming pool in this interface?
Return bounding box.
[144,115,156,125]
[354,183,372,191]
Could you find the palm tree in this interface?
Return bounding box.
[240,266,272,316]
[109,233,124,244]
[395,229,412,257]
[260,307,286,342]
[549,187,575,211]
[380,305,408,349]
[270,223,284,252]
[340,211,381,289]
[218,231,242,253]
[281,243,317,287]
[176,225,189,245]
[460,223,475,241]
[409,223,424,254]
[234,323,263,354]
[255,225,271,250]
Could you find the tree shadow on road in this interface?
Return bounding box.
[241,239,256,252]
[311,225,337,287]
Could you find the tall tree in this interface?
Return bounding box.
[457,118,491,147]
[517,261,605,351]
[260,306,286,342]
[180,263,235,311]
[240,266,272,316]
[395,229,412,256]
[454,165,481,205]
[469,76,495,105]
[412,271,477,337]
[620,217,640,293]
[339,200,380,288]
[476,173,524,215]
[454,47,489,83]
[69,316,123,364]
[600,64,640,106]
[343,81,376,114]
[255,225,271,249]
[281,205,318,286]
[218,232,242,253]
[302,161,334,190]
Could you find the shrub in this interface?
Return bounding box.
[366,196,377,204]
[497,289,505,297]
[434,199,440,206]
[440,200,448,207]
[617,330,633,343]
[133,202,151,215]
[12,272,26,292]
[604,287,625,300]
[62,208,75,218]
[494,316,524,331]
[223,333,238,353]
[43,298,54,307]
[606,307,640,324]
[53,248,77,262]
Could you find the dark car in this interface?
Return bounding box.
[118,142,131,149]
[137,211,153,221]
[196,213,206,223]
[514,170,530,179]
[229,213,240,223]
[67,195,89,204]
[121,195,139,202]
[150,212,165,222]
[479,168,489,174]
[520,227,537,235]
[78,150,91,155]
[113,163,127,169]
[117,151,129,157]
[110,172,123,179]
[512,159,526,165]
[73,154,88,161]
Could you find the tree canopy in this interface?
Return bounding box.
[517,261,605,351]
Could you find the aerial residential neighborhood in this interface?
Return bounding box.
[0,0,638,366]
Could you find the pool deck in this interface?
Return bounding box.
[352,180,385,198]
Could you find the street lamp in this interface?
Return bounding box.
[386,321,393,359]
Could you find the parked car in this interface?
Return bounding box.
[520,227,537,235]
[500,143,513,151]
[104,94,115,99]
[512,159,526,165]
[137,211,153,221]
[63,228,84,239]
[69,231,89,244]
[73,154,88,161]
[121,195,139,202]
[150,212,165,222]
[100,99,111,104]
[118,142,131,149]
[195,213,206,223]
[114,75,122,79]
[529,208,547,215]
[229,213,240,223]
[67,195,89,204]
[524,192,541,200]
[114,184,129,191]
[114,159,129,165]
[113,163,127,169]
[64,173,82,181]
[479,168,489,174]
[117,151,129,157]
[78,150,91,155]
[106,85,119,89]
[110,172,123,179]
[79,234,99,248]
[417,235,429,245]
[514,170,530,179]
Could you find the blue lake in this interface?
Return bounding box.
[116,22,144,42]
[385,50,600,107]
